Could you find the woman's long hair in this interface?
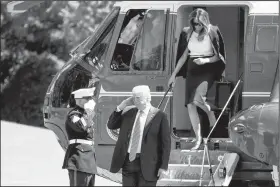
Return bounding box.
[188,8,211,41]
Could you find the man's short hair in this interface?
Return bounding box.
[132,85,150,93]
[132,85,151,100]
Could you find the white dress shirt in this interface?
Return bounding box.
[127,104,151,154]
[188,32,214,57]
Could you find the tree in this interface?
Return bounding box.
[1,1,115,126]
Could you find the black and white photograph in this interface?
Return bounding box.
[1,1,279,186]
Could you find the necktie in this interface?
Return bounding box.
[129,110,144,161]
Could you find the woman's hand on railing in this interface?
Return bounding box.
[168,75,176,88]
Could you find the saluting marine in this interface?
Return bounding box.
[62,87,97,186]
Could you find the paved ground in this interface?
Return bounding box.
[1,120,120,186]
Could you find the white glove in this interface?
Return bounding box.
[84,100,96,119]
[84,100,96,111]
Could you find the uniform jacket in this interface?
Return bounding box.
[62,106,97,174]
[175,25,226,78]
[107,106,171,181]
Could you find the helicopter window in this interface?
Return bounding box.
[255,25,278,52]
[110,9,146,71]
[118,10,146,45]
[52,64,93,108]
[84,14,118,75]
[131,9,166,71]
[110,9,167,72]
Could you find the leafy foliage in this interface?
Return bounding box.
[1,1,115,126]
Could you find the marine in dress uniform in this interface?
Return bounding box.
[62,88,97,186]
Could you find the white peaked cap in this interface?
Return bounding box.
[71,87,96,99]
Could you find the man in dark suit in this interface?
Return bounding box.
[107,85,171,186]
[62,87,97,186]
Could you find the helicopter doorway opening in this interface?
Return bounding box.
[172,5,247,139]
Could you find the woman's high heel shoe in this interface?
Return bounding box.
[191,137,202,150]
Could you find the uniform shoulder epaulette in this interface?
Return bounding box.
[68,109,81,117]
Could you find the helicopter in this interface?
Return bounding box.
[228,61,279,186]
[6,1,279,186]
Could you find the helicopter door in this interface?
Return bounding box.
[44,63,96,150]
[242,15,279,108]
[95,8,173,171]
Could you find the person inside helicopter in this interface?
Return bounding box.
[118,11,145,45]
[111,9,165,72]
[111,10,146,71]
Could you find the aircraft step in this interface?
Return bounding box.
[157,179,210,186]
[169,149,227,165]
[162,164,218,179]
[178,138,233,150]
[157,150,240,186]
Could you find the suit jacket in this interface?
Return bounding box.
[107,105,171,181]
[62,106,97,175]
[176,25,226,78]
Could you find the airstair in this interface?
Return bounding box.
[157,75,243,186]
[157,149,240,186]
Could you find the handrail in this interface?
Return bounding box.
[199,72,244,186]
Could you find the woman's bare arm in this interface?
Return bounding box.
[171,47,189,77]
